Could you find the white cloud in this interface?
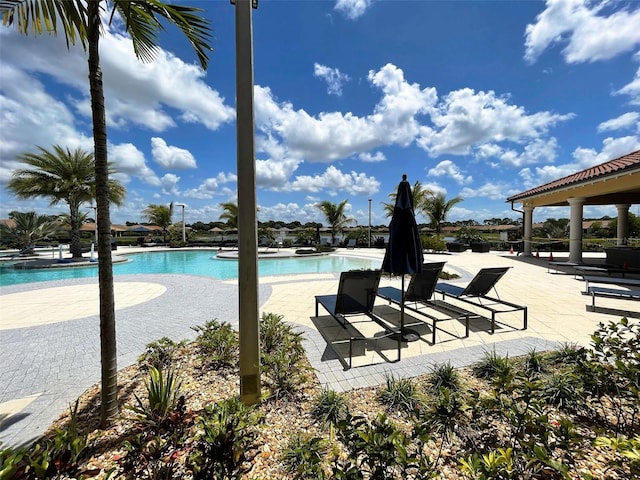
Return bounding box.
[0,24,235,134]
[256,158,301,189]
[597,112,640,132]
[359,151,386,162]
[314,63,351,96]
[488,138,559,168]
[183,172,237,200]
[151,137,197,169]
[110,143,160,186]
[287,165,380,196]
[258,202,324,223]
[334,0,374,20]
[0,64,93,162]
[160,173,180,196]
[427,160,472,185]
[523,135,640,187]
[417,88,573,156]
[254,64,436,163]
[616,67,640,105]
[460,182,511,201]
[524,0,640,64]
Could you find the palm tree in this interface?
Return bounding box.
[382,180,433,219]
[317,199,354,245]
[0,211,59,251]
[424,192,464,235]
[143,202,173,244]
[7,145,125,258]
[219,201,239,230]
[1,0,212,426]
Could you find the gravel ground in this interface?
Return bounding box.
[34,342,632,480]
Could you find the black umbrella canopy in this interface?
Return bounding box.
[382,174,424,276]
[381,174,424,349]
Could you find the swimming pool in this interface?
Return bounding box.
[0,251,380,287]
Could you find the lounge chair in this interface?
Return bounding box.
[435,267,527,334]
[315,270,382,328]
[377,262,470,344]
[315,269,400,368]
[346,238,356,249]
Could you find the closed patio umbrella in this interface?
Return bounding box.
[382,174,424,352]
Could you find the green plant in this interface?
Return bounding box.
[459,447,517,479]
[421,387,468,441]
[377,374,423,414]
[130,367,183,429]
[282,433,327,479]
[472,349,513,389]
[421,235,446,252]
[332,413,426,479]
[547,342,587,367]
[521,348,547,377]
[137,336,185,370]
[427,362,461,393]
[541,373,581,409]
[188,397,263,480]
[260,312,311,398]
[191,319,239,368]
[0,401,88,479]
[312,388,349,429]
[595,435,640,478]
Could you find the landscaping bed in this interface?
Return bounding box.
[1,318,638,479]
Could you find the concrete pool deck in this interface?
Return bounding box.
[1,246,638,448]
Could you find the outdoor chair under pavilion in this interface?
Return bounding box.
[377,262,471,344]
[315,269,400,368]
[434,267,527,334]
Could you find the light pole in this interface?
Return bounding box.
[175,203,186,243]
[368,199,372,248]
[232,0,261,405]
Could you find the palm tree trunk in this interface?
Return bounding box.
[88,0,118,427]
[69,204,83,258]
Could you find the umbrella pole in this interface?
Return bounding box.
[399,275,405,360]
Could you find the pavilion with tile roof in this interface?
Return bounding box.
[506,150,640,262]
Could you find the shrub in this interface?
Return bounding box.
[420,387,468,441]
[541,373,581,409]
[472,349,513,389]
[188,397,262,480]
[191,319,239,368]
[547,342,587,367]
[421,235,446,252]
[377,374,423,414]
[130,367,183,430]
[282,433,327,479]
[427,362,461,393]
[137,336,185,370]
[521,348,548,377]
[0,401,88,479]
[260,313,311,398]
[312,388,349,429]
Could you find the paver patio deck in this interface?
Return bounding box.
[1,247,637,448]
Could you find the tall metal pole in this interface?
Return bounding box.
[233,0,261,405]
[368,199,372,248]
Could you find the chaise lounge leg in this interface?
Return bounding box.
[523,307,528,330]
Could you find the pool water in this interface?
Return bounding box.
[0,251,380,287]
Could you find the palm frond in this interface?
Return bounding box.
[112,0,212,69]
[0,0,88,49]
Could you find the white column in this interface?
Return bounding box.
[523,205,534,256]
[568,197,585,263]
[616,204,631,246]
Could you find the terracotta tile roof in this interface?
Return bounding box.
[507,149,640,202]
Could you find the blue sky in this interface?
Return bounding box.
[1,0,640,227]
